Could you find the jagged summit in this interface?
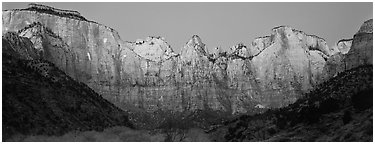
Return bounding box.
[180,35,209,59]
[187,35,206,48]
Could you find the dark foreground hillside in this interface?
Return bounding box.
[2,36,133,141]
[209,65,373,142]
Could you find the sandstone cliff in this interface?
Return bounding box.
[2,4,372,115]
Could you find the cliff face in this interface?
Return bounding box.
[2,5,372,115]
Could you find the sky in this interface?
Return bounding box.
[2,2,373,53]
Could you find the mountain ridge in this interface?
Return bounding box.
[2,3,372,116]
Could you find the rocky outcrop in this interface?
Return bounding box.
[344,19,373,70]
[249,36,272,57]
[321,19,373,81]
[2,32,38,60]
[2,4,372,115]
[337,39,353,54]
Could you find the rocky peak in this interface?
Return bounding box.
[189,35,205,47]
[266,25,331,57]
[130,36,178,62]
[180,35,209,61]
[228,43,248,59]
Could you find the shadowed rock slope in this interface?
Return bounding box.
[2,34,133,141]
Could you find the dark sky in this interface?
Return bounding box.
[3,2,373,52]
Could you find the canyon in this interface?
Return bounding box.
[2,4,372,116]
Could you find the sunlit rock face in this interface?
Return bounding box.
[249,26,332,107]
[2,4,371,115]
